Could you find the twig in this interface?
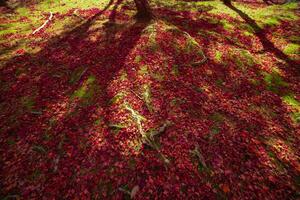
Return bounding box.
[53,135,64,173]
[130,89,143,100]
[30,110,43,115]
[32,12,53,35]
[53,155,60,173]
[118,187,131,195]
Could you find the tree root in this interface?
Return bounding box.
[32,12,53,35]
[191,145,207,168]
[124,103,171,165]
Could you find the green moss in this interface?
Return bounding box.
[124,103,146,123]
[72,75,98,105]
[221,19,234,31]
[21,96,35,111]
[7,138,16,146]
[282,2,299,9]
[233,2,298,28]
[196,1,237,17]
[16,7,30,16]
[108,123,126,134]
[282,95,300,123]
[172,64,179,76]
[120,71,128,81]
[240,50,255,66]
[282,95,300,108]
[109,92,126,105]
[263,71,288,93]
[264,17,280,27]
[229,48,255,70]
[0,22,32,38]
[151,71,165,81]
[73,86,87,98]
[290,112,300,124]
[138,65,148,75]
[36,0,109,14]
[267,150,286,172]
[146,24,159,52]
[243,31,253,36]
[215,51,222,62]
[142,84,153,112]
[94,118,102,125]
[289,35,300,43]
[215,79,224,87]
[0,28,18,36]
[209,112,224,123]
[206,125,220,141]
[134,55,142,63]
[283,43,299,55]
[69,67,87,84]
[184,34,203,55]
[249,78,260,86]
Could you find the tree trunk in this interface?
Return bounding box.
[223,0,232,5]
[134,0,152,20]
[0,0,8,7]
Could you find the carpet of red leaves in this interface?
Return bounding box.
[0,0,299,199]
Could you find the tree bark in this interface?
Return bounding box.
[223,0,232,5]
[134,0,152,20]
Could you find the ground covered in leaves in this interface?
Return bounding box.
[0,0,300,199]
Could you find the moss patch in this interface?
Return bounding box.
[283,43,299,55]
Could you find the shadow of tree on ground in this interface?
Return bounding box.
[224,0,299,75]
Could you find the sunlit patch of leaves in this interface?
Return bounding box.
[109,91,127,105]
[283,43,299,55]
[282,94,300,124]
[229,48,256,71]
[138,65,148,76]
[144,23,159,52]
[71,75,99,106]
[214,50,222,63]
[142,84,153,112]
[134,55,142,63]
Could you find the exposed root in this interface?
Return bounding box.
[164,22,207,66]
[191,145,207,168]
[182,31,207,66]
[130,89,143,100]
[124,103,171,164]
[73,9,85,20]
[32,12,53,35]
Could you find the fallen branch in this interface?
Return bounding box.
[32,12,53,35]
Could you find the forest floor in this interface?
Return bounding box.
[0,0,300,199]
